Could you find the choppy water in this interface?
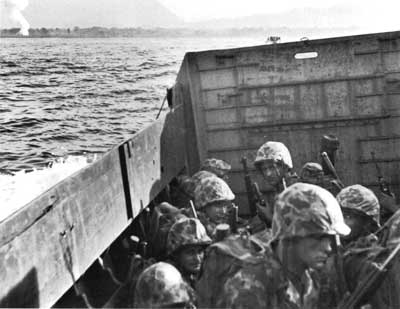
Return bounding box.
[0,36,265,218]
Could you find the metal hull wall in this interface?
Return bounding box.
[0,105,186,307]
[179,30,400,214]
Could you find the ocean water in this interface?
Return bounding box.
[0,36,265,219]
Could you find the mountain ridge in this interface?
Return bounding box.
[0,0,184,28]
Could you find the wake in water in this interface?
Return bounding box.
[0,154,99,222]
[0,36,267,222]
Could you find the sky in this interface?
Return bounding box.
[159,0,400,22]
[0,0,399,32]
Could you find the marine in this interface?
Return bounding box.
[317,184,386,308]
[170,158,231,208]
[132,262,195,308]
[299,162,325,186]
[337,184,381,247]
[213,183,350,308]
[193,174,236,239]
[300,162,343,195]
[166,217,212,289]
[252,141,296,226]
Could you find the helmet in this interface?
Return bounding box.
[177,175,196,198]
[254,141,293,169]
[200,158,231,178]
[336,185,380,227]
[177,171,215,199]
[134,262,192,308]
[300,162,324,183]
[194,176,235,209]
[272,183,350,240]
[192,170,215,186]
[167,217,212,256]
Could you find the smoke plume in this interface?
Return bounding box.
[2,0,30,35]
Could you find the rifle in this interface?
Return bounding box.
[333,235,350,299]
[371,151,392,196]
[230,204,239,233]
[189,200,198,219]
[320,134,340,176]
[253,182,273,226]
[241,157,258,217]
[338,241,400,309]
[321,152,345,189]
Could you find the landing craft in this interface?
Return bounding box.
[1,30,400,307]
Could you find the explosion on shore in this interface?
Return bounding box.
[1,0,30,35]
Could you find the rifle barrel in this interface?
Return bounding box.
[339,241,400,309]
[189,200,198,219]
[241,156,257,216]
[321,152,341,182]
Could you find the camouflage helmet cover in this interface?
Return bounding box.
[178,171,215,199]
[272,183,350,240]
[254,141,293,169]
[167,217,212,256]
[194,175,235,209]
[177,175,195,197]
[300,162,324,179]
[191,170,215,186]
[200,158,231,177]
[134,262,191,308]
[336,184,380,227]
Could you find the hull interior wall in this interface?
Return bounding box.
[0,105,187,307]
[184,31,400,214]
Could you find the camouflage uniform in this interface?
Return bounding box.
[133,262,195,308]
[318,185,383,308]
[368,210,400,308]
[379,209,400,245]
[217,183,350,309]
[200,158,231,179]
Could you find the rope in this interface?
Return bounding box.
[156,95,168,119]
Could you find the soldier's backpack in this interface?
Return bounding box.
[196,229,272,308]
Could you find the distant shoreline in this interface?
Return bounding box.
[0,26,356,39]
[0,27,268,38]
